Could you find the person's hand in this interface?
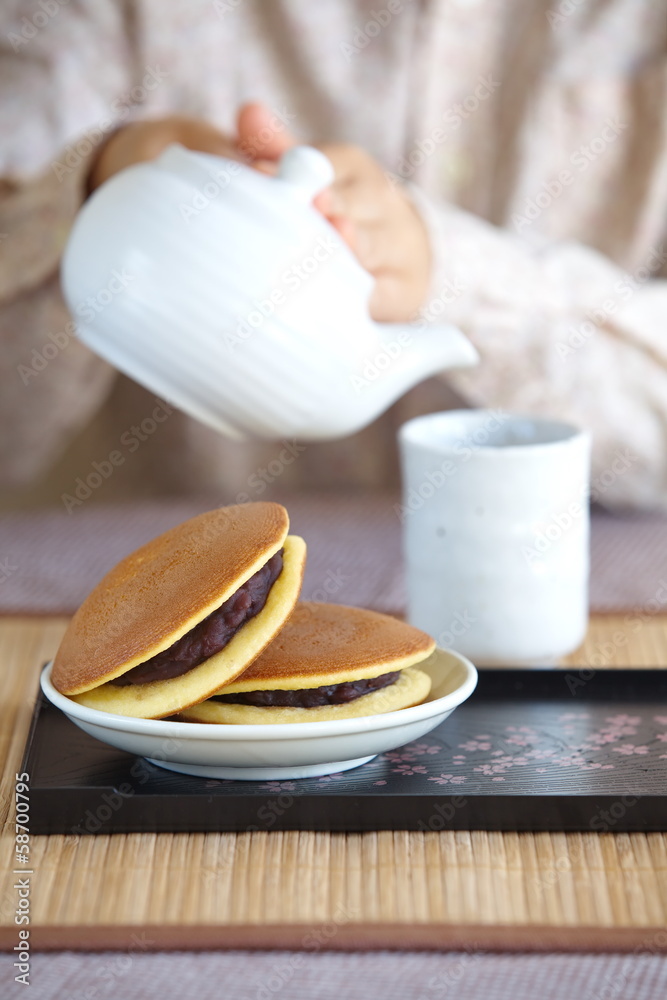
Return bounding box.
[314,144,431,322]
[88,105,431,323]
[87,103,295,191]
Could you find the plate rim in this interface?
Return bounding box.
[40,649,477,742]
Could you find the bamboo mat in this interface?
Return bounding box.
[2,615,667,952]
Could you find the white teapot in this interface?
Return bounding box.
[61,144,478,440]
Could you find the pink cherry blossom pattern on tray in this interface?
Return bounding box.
[417,709,667,783]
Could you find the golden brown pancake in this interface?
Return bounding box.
[179,601,435,724]
[181,667,432,724]
[51,503,306,719]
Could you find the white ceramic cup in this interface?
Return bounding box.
[398,410,591,665]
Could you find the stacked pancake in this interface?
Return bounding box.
[51,503,306,719]
[52,502,435,722]
[181,602,435,724]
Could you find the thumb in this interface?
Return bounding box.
[236,102,296,161]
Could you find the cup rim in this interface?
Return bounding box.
[399,409,590,456]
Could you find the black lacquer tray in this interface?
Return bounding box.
[22,669,667,834]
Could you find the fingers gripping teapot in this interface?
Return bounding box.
[61,144,478,440]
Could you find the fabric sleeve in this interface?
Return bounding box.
[408,184,667,510]
[0,1,136,487]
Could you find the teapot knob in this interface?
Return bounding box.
[277,146,335,201]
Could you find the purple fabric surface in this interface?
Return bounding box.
[0,495,666,615]
[3,950,667,1000]
[0,494,403,616]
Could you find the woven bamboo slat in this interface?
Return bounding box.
[2,615,667,951]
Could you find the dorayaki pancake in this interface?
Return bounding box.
[181,667,432,724]
[179,602,435,724]
[51,503,306,719]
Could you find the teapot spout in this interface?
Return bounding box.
[357,322,479,413]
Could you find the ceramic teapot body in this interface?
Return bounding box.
[62,145,477,440]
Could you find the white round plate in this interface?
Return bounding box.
[40,649,477,781]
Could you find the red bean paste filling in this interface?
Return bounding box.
[213,670,401,709]
[112,550,284,686]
